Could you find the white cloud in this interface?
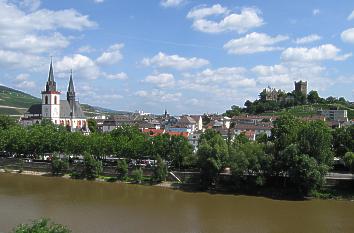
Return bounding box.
[160,0,185,8]
[77,45,96,53]
[187,4,263,34]
[294,34,321,44]
[341,28,354,43]
[0,49,45,69]
[144,73,175,88]
[142,52,209,70]
[104,72,128,80]
[94,0,104,3]
[281,44,352,63]
[0,1,96,55]
[19,0,41,11]
[313,9,320,16]
[224,32,288,55]
[135,90,182,102]
[96,43,124,65]
[347,10,354,20]
[252,64,288,76]
[55,54,100,80]
[14,73,36,89]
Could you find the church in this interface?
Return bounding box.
[21,61,88,132]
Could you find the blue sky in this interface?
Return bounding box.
[0,0,354,114]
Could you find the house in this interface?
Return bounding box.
[317,109,348,122]
[190,115,203,131]
[234,124,273,139]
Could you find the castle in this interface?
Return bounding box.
[21,61,88,132]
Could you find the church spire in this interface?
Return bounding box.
[68,70,75,93]
[45,58,57,92]
[67,70,76,105]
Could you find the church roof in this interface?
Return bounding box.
[60,100,86,119]
[26,104,42,115]
[67,71,75,93]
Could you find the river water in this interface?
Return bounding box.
[0,173,353,233]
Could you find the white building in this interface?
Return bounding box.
[21,61,88,132]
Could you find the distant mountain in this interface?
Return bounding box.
[0,85,124,117]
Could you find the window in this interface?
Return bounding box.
[54,96,57,105]
[45,96,48,105]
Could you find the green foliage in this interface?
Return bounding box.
[83,153,103,180]
[224,105,242,118]
[255,133,268,144]
[332,126,354,157]
[117,159,128,180]
[307,90,320,104]
[51,156,69,176]
[131,168,143,183]
[0,115,16,130]
[12,218,71,233]
[197,129,228,189]
[343,152,354,173]
[152,155,168,183]
[87,119,98,133]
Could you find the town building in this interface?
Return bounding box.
[21,61,88,132]
[317,109,348,122]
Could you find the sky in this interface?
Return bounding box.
[0,0,354,115]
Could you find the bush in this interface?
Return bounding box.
[83,153,102,180]
[131,168,143,183]
[12,218,71,233]
[117,159,128,181]
[343,152,354,173]
[152,156,167,183]
[51,156,69,176]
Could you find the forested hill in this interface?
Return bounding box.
[0,85,123,117]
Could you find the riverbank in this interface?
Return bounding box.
[1,168,354,201]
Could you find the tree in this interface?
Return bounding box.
[152,155,168,183]
[298,120,333,165]
[83,153,102,180]
[0,115,16,130]
[51,155,69,176]
[343,152,354,173]
[224,105,242,118]
[332,126,353,157]
[197,129,228,189]
[12,218,71,233]
[131,168,143,183]
[307,90,320,104]
[271,114,302,152]
[256,133,268,144]
[117,159,128,180]
[169,135,194,169]
[87,119,98,133]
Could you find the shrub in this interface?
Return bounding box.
[12,218,71,233]
[131,168,143,183]
[117,159,128,181]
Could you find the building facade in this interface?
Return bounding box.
[21,61,88,132]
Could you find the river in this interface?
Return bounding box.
[0,173,353,233]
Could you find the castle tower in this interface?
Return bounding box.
[294,80,307,95]
[41,60,60,123]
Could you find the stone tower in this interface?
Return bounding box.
[294,80,307,95]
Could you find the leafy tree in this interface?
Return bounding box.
[197,129,228,189]
[343,152,354,173]
[168,135,194,169]
[12,218,71,233]
[51,155,69,176]
[117,159,128,180]
[256,133,268,144]
[83,152,102,180]
[271,114,302,152]
[87,119,98,133]
[332,126,353,157]
[0,115,16,130]
[307,90,320,104]
[298,120,333,165]
[234,133,249,144]
[224,105,242,118]
[152,155,168,183]
[131,168,143,183]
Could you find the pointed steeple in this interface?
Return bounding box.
[67,70,76,105]
[68,70,75,93]
[45,58,57,92]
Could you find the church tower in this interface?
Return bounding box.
[67,70,76,118]
[41,60,60,123]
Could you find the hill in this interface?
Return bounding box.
[0,85,124,117]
